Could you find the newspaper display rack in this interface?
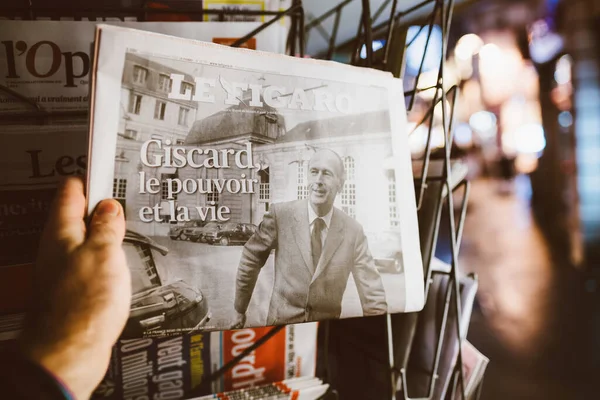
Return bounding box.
[0,1,485,399]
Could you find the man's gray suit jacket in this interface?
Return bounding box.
[234,199,388,325]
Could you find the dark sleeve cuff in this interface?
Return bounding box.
[0,348,75,400]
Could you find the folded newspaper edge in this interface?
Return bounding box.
[87,24,424,336]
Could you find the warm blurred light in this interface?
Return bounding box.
[458,80,484,122]
[406,25,443,75]
[515,123,546,154]
[479,43,502,63]
[478,41,525,106]
[550,85,573,110]
[454,33,484,60]
[500,95,543,142]
[456,59,474,80]
[454,123,473,148]
[416,70,438,100]
[408,122,446,156]
[416,68,458,101]
[554,54,573,85]
[434,99,453,125]
[430,126,446,149]
[515,153,539,174]
[502,129,518,157]
[558,111,573,128]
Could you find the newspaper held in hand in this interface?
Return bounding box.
[87,24,424,337]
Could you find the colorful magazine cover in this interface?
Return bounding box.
[93,323,317,399]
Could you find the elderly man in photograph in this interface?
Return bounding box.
[233,149,387,328]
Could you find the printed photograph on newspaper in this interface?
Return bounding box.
[88,25,423,338]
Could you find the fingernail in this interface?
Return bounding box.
[96,200,120,217]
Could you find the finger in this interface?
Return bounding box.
[87,199,126,248]
[42,177,87,250]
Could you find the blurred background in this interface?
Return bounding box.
[304,0,599,398]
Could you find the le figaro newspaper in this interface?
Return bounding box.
[87,24,424,337]
[0,18,287,323]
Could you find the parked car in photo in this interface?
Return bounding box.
[204,222,257,246]
[124,280,211,337]
[188,221,222,243]
[122,230,211,338]
[365,230,404,274]
[169,219,206,240]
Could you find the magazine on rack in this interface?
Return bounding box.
[87,24,424,336]
[0,123,88,321]
[188,377,328,400]
[0,19,285,115]
[454,340,489,399]
[92,323,318,399]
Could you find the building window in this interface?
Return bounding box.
[161,173,177,200]
[178,107,189,126]
[206,169,219,204]
[388,172,399,227]
[297,161,309,199]
[129,94,142,115]
[154,101,166,120]
[180,81,194,95]
[175,139,185,145]
[133,66,148,84]
[341,156,356,218]
[258,168,270,201]
[158,74,171,92]
[151,134,163,140]
[124,129,138,140]
[135,245,161,286]
[113,178,127,199]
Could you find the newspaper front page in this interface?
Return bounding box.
[88,25,424,336]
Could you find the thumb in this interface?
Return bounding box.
[41,177,87,251]
[87,199,126,247]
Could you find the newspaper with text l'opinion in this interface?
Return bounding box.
[0,19,286,114]
[87,24,424,337]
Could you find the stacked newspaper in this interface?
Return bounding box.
[86,24,423,335]
[189,377,328,400]
[454,340,489,399]
[91,323,318,399]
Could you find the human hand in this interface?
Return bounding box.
[232,311,246,329]
[19,177,131,400]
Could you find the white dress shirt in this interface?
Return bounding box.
[308,203,333,248]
